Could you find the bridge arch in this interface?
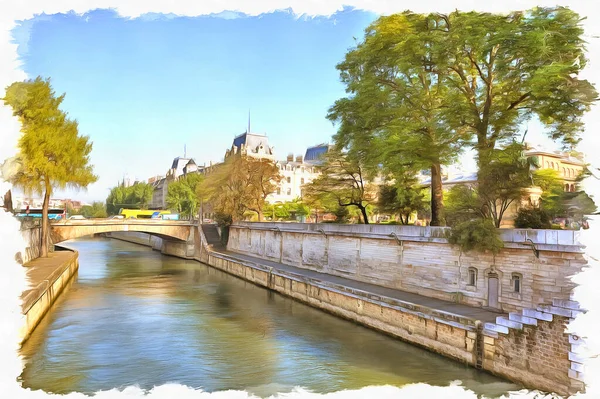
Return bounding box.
[50,220,196,244]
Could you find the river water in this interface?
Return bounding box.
[20,237,519,397]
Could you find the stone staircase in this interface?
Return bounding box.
[481,298,587,391]
[201,224,223,248]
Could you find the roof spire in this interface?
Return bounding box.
[248,109,251,134]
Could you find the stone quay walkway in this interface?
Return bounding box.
[213,248,504,323]
[21,249,77,313]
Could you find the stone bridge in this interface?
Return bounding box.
[50,219,197,244]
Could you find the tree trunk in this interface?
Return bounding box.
[430,163,445,226]
[359,205,369,224]
[41,187,51,257]
[257,209,263,222]
[3,190,13,212]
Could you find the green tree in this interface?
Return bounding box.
[199,155,280,223]
[80,202,107,218]
[167,173,204,219]
[106,181,154,214]
[377,177,428,225]
[532,169,567,218]
[438,7,597,184]
[302,150,376,224]
[3,77,97,256]
[477,142,534,227]
[329,12,470,226]
[246,158,282,221]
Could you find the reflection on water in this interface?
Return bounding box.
[20,237,519,397]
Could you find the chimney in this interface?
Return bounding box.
[287,153,294,162]
[296,155,303,163]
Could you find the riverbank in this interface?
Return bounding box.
[107,230,585,396]
[20,247,79,345]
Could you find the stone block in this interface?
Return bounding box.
[569,335,586,345]
[496,316,523,330]
[568,351,586,363]
[509,312,538,326]
[552,299,581,310]
[483,335,496,344]
[522,308,553,322]
[557,230,575,246]
[568,369,585,382]
[545,230,559,245]
[571,362,585,373]
[537,305,572,318]
[484,322,509,334]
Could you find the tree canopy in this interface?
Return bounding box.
[106,181,154,215]
[3,76,97,256]
[302,150,376,224]
[199,155,282,223]
[330,7,597,227]
[166,173,203,219]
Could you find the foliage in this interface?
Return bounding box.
[166,173,203,219]
[532,168,597,221]
[377,172,428,224]
[106,181,154,215]
[437,8,597,169]
[447,219,504,254]
[532,169,566,218]
[514,207,552,229]
[477,142,534,227]
[3,76,97,256]
[562,191,597,220]
[302,150,376,224]
[263,199,310,221]
[329,12,471,226]
[444,185,483,227]
[80,202,108,218]
[200,155,281,223]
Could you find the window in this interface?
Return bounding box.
[468,267,477,286]
[562,167,566,176]
[511,273,522,293]
[301,178,305,184]
[286,188,291,195]
[287,177,291,183]
[276,188,281,195]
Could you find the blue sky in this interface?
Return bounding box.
[12,8,378,202]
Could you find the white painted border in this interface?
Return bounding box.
[0,1,598,398]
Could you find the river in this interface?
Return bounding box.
[19,237,519,397]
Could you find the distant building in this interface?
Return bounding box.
[303,143,332,165]
[225,132,275,161]
[419,145,588,227]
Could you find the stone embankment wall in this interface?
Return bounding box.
[227,223,585,314]
[20,248,79,344]
[107,227,589,396]
[18,219,54,264]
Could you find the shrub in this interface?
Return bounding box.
[447,219,504,254]
[514,207,551,229]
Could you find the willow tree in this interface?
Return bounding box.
[329,12,469,226]
[3,77,97,256]
[439,7,597,182]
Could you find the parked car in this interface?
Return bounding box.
[68,215,86,220]
[108,215,125,220]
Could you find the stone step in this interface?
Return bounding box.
[484,322,509,334]
[509,312,537,326]
[496,316,523,330]
[537,305,573,318]
[552,299,581,310]
[522,308,553,322]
